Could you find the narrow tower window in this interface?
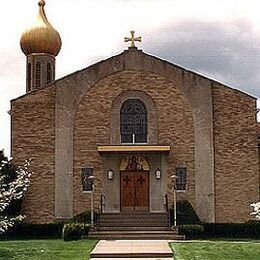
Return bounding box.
[47,63,51,84]
[36,62,41,88]
[120,99,148,143]
[27,63,31,92]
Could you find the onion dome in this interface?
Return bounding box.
[20,0,62,56]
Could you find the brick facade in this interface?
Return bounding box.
[11,50,259,223]
[213,85,259,222]
[11,87,56,223]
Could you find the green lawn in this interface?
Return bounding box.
[0,239,97,260]
[171,240,260,260]
[1,239,260,260]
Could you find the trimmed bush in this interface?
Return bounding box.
[178,224,204,239]
[2,223,64,239]
[202,222,260,239]
[72,211,97,224]
[170,200,201,225]
[62,223,90,241]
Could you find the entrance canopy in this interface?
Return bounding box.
[97,145,171,153]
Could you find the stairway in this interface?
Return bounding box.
[88,212,185,240]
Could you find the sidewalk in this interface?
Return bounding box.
[90,240,173,259]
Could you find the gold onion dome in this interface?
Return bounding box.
[20,0,62,56]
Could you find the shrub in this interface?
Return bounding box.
[178,224,204,239]
[62,223,90,241]
[72,211,98,224]
[170,200,201,225]
[2,223,64,239]
[202,222,260,239]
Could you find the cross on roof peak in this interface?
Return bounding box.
[124,31,142,48]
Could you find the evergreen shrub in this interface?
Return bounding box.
[62,223,90,241]
[72,211,97,224]
[178,224,204,239]
[2,223,64,239]
[171,200,201,225]
[202,222,260,239]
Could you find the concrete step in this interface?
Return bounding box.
[91,252,173,258]
[100,213,167,217]
[96,212,172,238]
[87,230,184,240]
[90,254,172,260]
[100,216,167,221]
[88,233,184,240]
[90,240,174,259]
[96,226,173,231]
[100,217,168,221]
[100,220,168,227]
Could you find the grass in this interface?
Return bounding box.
[0,239,97,260]
[171,240,260,260]
[1,239,260,260]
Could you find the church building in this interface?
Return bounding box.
[11,0,259,225]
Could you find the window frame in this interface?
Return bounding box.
[36,62,41,88]
[27,63,32,91]
[47,63,51,84]
[176,166,187,191]
[81,167,94,193]
[120,99,148,144]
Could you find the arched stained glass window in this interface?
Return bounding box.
[120,99,147,144]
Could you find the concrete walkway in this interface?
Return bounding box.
[90,240,173,259]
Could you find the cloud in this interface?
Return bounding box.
[145,19,260,98]
[0,54,23,78]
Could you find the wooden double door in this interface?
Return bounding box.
[120,171,149,211]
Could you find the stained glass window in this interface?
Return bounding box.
[120,99,147,143]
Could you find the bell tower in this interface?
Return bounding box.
[20,0,62,93]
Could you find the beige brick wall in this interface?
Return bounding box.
[11,61,259,223]
[73,70,195,215]
[11,86,56,223]
[213,85,259,222]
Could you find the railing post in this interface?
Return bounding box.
[165,194,171,228]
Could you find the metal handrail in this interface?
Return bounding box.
[165,194,171,228]
[101,194,105,214]
[96,194,105,231]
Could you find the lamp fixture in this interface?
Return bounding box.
[155,168,162,180]
[107,169,114,180]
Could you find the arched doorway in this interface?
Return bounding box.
[120,155,149,211]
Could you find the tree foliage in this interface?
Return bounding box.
[251,202,260,220]
[0,150,32,233]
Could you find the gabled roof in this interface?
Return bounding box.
[12,48,257,102]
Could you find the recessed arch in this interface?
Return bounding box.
[55,49,215,221]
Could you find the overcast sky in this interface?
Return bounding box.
[1,0,260,157]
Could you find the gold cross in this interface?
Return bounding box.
[124,31,141,48]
